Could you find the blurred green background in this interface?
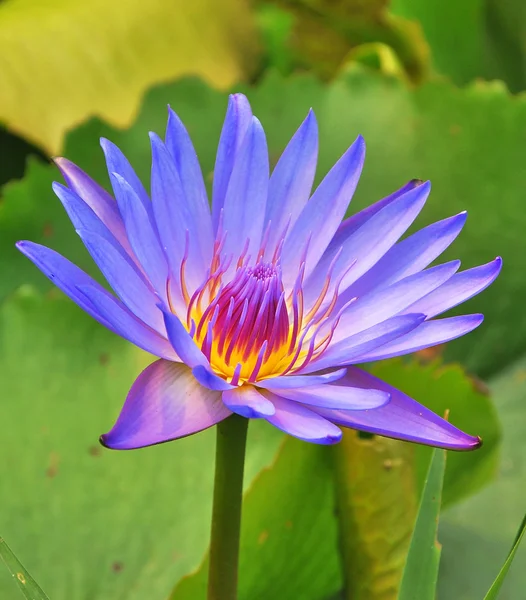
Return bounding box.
[1,0,525,599]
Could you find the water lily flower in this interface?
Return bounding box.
[17,94,501,450]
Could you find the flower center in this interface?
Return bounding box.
[190,261,290,383]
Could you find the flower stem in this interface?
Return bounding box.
[207,414,249,600]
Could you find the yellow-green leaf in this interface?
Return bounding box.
[0,0,259,153]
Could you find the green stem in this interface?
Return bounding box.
[207,414,249,600]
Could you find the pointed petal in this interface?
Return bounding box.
[256,368,347,389]
[192,365,235,391]
[222,386,275,418]
[268,384,389,410]
[358,314,484,362]
[305,180,430,303]
[344,212,467,300]
[162,310,208,369]
[262,392,342,444]
[282,136,365,288]
[405,258,502,318]
[15,242,175,359]
[110,173,169,299]
[264,110,318,258]
[101,360,230,449]
[150,132,206,292]
[332,260,460,345]
[100,138,152,217]
[212,94,253,232]
[165,107,214,264]
[78,285,177,360]
[221,116,269,263]
[76,229,163,333]
[304,314,426,373]
[54,157,130,251]
[312,367,481,450]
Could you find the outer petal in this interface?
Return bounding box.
[150,132,207,293]
[344,212,467,301]
[212,94,253,232]
[331,260,460,345]
[76,229,163,333]
[100,138,152,218]
[262,392,342,445]
[304,313,426,373]
[101,360,231,449]
[15,242,175,360]
[54,157,130,252]
[267,384,390,410]
[110,173,169,300]
[282,136,365,288]
[165,107,214,265]
[264,110,318,259]
[312,368,481,450]
[404,258,502,318]
[305,180,430,304]
[357,314,484,362]
[221,116,269,264]
[222,386,275,418]
[256,368,347,389]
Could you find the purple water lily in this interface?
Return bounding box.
[17,94,501,450]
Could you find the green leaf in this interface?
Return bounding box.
[439,355,526,598]
[370,359,501,508]
[0,289,283,600]
[398,448,446,600]
[484,513,526,600]
[3,69,525,376]
[332,431,418,600]
[0,538,50,600]
[170,437,341,600]
[0,0,259,153]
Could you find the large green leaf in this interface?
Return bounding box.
[370,359,500,508]
[0,289,283,600]
[333,431,418,600]
[398,448,446,600]
[2,69,524,376]
[170,437,341,600]
[0,0,259,153]
[0,538,50,600]
[438,355,526,599]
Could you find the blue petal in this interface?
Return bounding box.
[212,94,253,232]
[100,138,152,218]
[76,229,163,333]
[357,314,484,362]
[221,116,269,264]
[15,242,175,359]
[101,360,231,450]
[281,136,365,288]
[405,258,502,318]
[256,368,347,389]
[262,393,343,444]
[305,180,430,303]
[162,310,209,369]
[304,313,426,373]
[78,285,177,360]
[150,132,207,292]
[331,260,460,345]
[269,384,389,410]
[110,173,169,300]
[192,365,235,391]
[345,212,467,300]
[312,367,481,450]
[222,386,275,418]
[165,107,214,265]
[264,109,318,259]
[54,157,129,251]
